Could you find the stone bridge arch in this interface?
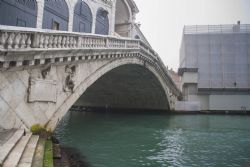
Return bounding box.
[0,28,181,131]
[46,57,173,130]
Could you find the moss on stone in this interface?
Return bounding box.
[30,124,52,139]
[43,140,53,167]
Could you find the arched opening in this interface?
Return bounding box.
[73,0,92,33]
[0,0,37,27]
[42,0,69,31]
[95,8,109,35]
[115,0,131,37]
[46,58,172,130]
[74,64,169,111]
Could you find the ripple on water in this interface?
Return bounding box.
[54,113,250,167]
[147,128,185,166]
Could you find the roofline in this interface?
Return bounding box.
[183,24,250,35]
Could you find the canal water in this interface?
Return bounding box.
[54,111,250,167]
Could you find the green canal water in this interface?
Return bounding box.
[54,111,250,167]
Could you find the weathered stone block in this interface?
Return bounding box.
[28,78,57,103]
[0,109,23,129]
[15,102,37,127]
[17,70,30,88]
[0,79,26,109]
[0,73,9,90]
[0,97,9,118]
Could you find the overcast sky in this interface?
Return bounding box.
[134,0,250,71]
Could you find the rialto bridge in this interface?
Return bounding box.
[0,0,181,131]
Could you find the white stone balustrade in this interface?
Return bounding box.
[0,27,164,68]
[0,28,163,71]
[0,31,32,49]
[0,26,164,68]
[0,26,157,56]
[0,26,181,98]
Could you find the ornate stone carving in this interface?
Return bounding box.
[41,66,52,79]
[169,92,176,109]
[63,65,77,93]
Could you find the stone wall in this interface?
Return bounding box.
[0,56,177,130]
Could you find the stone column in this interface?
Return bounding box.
[92,14,97,34]
[36,0,44,29]
[109,0,116,35]
[68,8,74,32]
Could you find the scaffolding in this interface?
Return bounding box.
[183,24,250,34]
[180,24,250,89]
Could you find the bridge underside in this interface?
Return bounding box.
[75,64,170,111]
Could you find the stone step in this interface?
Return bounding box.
[0,129,24,166]
[17,135,39,167]
[0,129,16,146]
[31,138,45,167]
[2,133,32,167]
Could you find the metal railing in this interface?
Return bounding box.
[183,24,250,34]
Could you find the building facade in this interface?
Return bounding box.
[0,0,146,40]
[178,23,250,111]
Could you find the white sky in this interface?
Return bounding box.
[134,0,250,71]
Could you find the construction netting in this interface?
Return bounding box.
[180,24,250,89]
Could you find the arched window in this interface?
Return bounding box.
[0,0,37,27]
[42,0,69,31]
[115,0,131,37]
[73,0,92,33]
[95,8,109,35]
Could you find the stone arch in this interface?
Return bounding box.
[42,0,69,31]
[73,0,93,33]
[95,7,109,35]
[115,0,132,23]
[46,57,171,130]
[115,0,132,37]
[0,0,37,27]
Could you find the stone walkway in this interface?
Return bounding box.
[0,129,16,145]
[0,129,24,165]
[0,129,39,167]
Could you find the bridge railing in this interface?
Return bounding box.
[0,25,158,60]
[0,26,140,49]
[0,25,181,97]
